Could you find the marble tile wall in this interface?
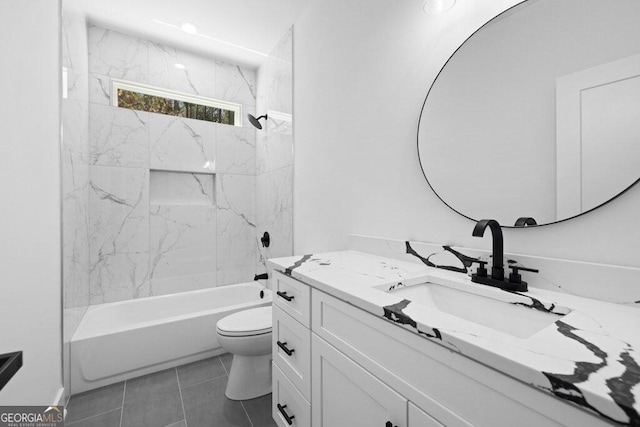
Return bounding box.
[150,171,215,206]
[89,166,150,303]
[61,0,90,403]
[149,205,217,296]
[149,172,217,294]
[216,174,257,285]
[86,25,258,303]
[149,114,216,173]
[89,105,149,168]
[255,28,294,277]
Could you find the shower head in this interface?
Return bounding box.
[247,114,268,130]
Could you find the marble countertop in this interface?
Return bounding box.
[268,250,640,426]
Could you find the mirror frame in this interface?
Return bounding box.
[416,0,640,228]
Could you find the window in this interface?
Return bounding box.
[111,79,242,126]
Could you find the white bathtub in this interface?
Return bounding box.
[70,282,272,394]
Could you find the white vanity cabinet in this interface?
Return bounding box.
[409,403,445,427]
[272,271,312,427]
[273,363,311,427]
[312,334,407,427]
[271,271,612,427]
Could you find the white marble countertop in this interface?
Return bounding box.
[268,250,640,426]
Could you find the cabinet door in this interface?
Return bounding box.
[409,402,444,427]
[312,334,407,427]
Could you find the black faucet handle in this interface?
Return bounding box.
[471,260,488,278]
[514,217,537,227]
[510,265,539,273]
[508,265,539,284]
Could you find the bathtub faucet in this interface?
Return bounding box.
[254,273,268,281]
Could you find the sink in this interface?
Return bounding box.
[386,283,565,339]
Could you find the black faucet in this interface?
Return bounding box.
[471,219,535,292]
[472,219,504,281]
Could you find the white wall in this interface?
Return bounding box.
[0,0,63,405]
[293,0,640,272]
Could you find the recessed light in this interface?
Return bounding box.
[180,22,198,34]
[423,0,456,14]
[174,63,186,70]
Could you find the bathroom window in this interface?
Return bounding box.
[111,79,242,126]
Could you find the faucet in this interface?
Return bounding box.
[471,219,536,292]
[472,219,504,281]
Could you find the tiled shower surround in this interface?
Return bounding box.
[84,25,259,303]
[61,8,293,398]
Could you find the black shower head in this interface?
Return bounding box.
[247,113,268,130]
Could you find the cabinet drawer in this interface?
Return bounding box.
[273,362,311,427]
[273,305,311,400]
[409,402,444,427]
[272,271,311,327]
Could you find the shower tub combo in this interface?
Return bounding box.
[70,282,271,394]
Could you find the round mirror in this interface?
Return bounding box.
[418,0,640,227]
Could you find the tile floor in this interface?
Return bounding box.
[65,353,276,427]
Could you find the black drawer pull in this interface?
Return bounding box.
[277,341,295,356]
[277,291,295,301]
[277,403,295,425]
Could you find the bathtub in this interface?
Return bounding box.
[70,282,272,394]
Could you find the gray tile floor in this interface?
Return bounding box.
[65,353,276,427]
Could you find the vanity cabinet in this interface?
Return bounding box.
[272,272,312,427]
[272,269,311,327]
[271,271,611,427]
[273,362,311,427]
[273,304,311,399]
[312,334,407,427]
[409,403,445,427]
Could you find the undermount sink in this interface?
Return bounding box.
[386,283,565,339]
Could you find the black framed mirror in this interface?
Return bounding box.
[417,0,640,227]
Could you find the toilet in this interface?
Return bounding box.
[216,305,272,400]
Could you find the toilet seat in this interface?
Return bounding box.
[216,306,272,337]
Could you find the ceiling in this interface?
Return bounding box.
[78,0,314,68]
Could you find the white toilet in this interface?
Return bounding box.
[216,305,273,400]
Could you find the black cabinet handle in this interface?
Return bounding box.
[277,403,295,425]
[277,291,295,301]
[385,422,397,427]
[277,341,295,356]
